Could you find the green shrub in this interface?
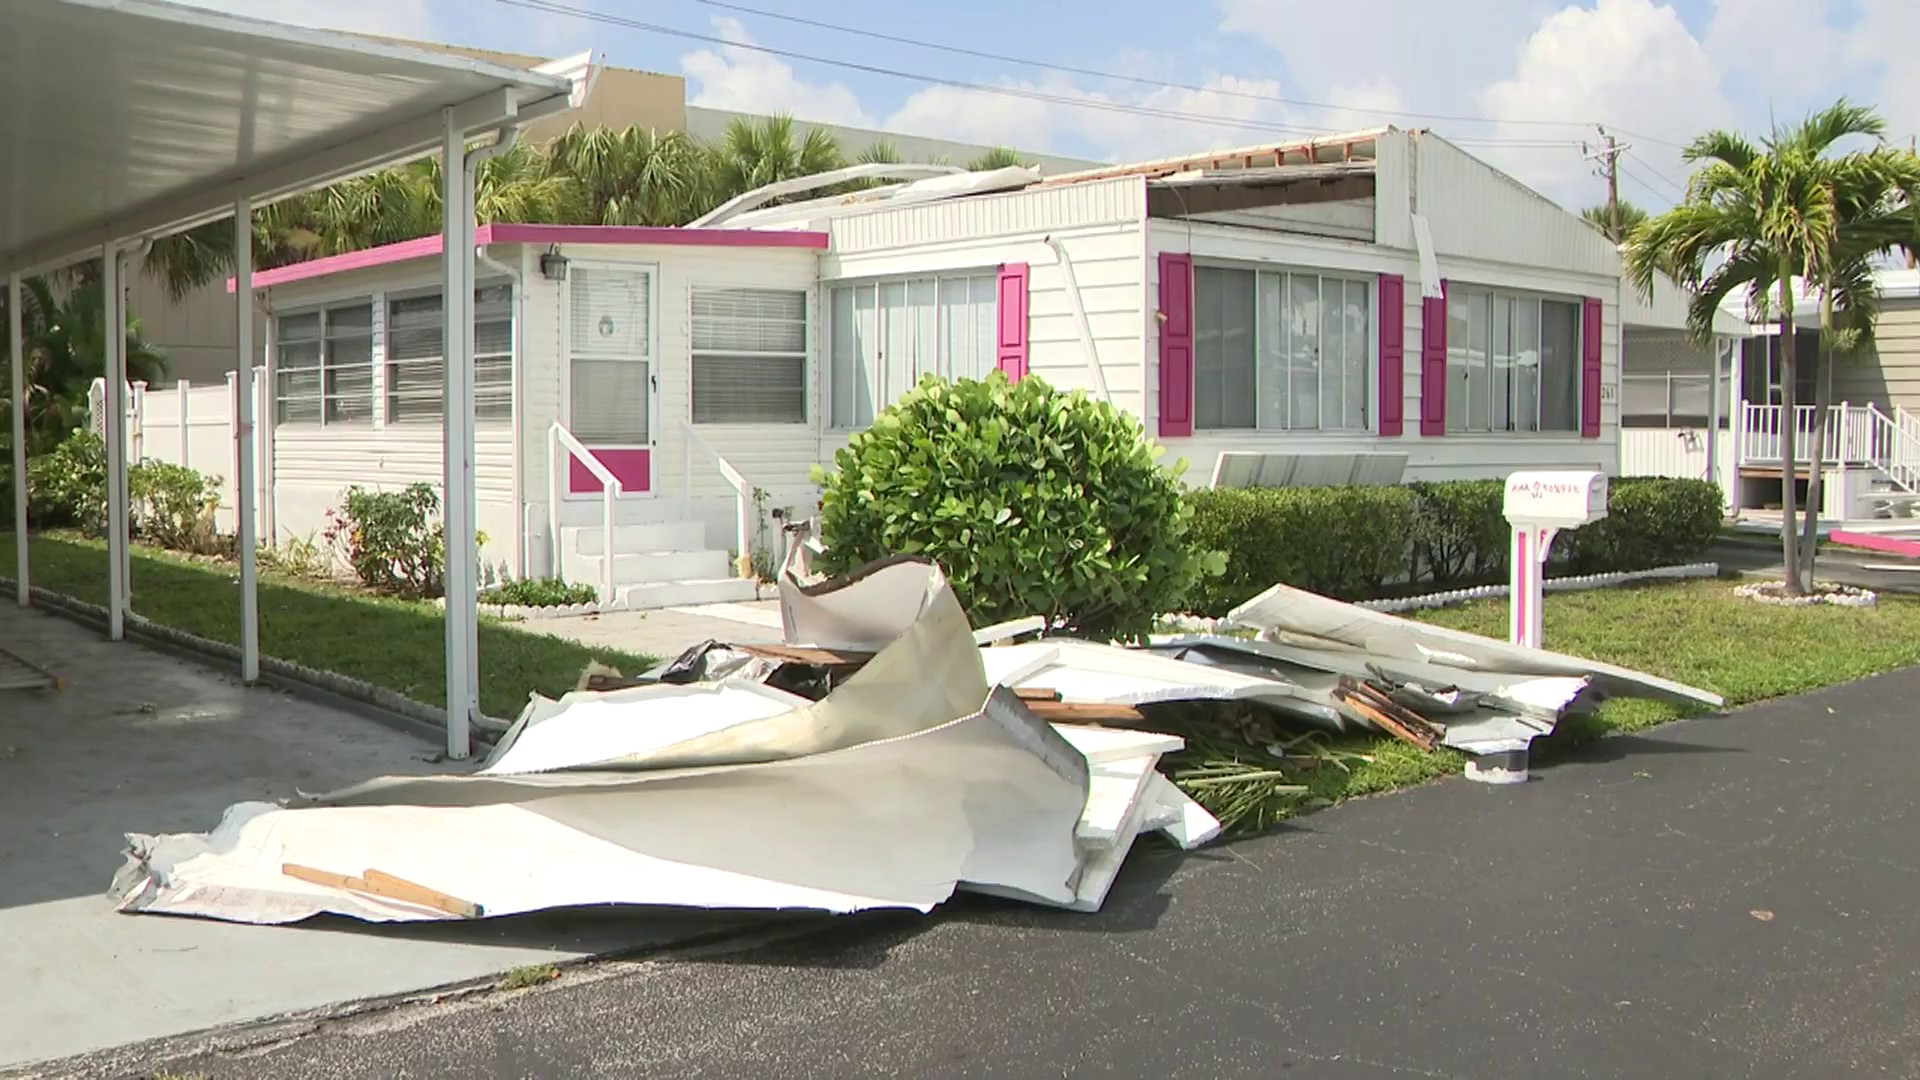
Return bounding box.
[812,373,1220,643]
[323,483,447,598]
[27,429,107,531]
[1409,479,1508,587]
[130,460,225,554]
[1183,476,1726,615]
[488,577,597,608]
[1185,486,1416,613]
[1556,476,1724,575]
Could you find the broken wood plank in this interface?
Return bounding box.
[1021,700,1146,724]
[583,673,646,693]
[281,863,484,919]
[1013,687,1065,702]
[737,643,875,666]
[1332,677,1442,753]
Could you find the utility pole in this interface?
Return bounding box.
[1581,127,1631,242]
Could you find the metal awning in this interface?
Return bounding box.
[6,0,594,762]
[0,0,578,273]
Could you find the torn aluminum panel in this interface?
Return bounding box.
[1136,774,1224,851]
[113,564,1090,925]
[1227,583,1722,709]
[980,639,1329,715]
[778,554,946,650]
[113,687,1087,924]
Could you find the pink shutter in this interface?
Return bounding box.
[1419,282,1448,436]
[1581,296,1603,437]
[995,262,1030,381]
[1158,252,1194,437]
[1377,273,1405,436]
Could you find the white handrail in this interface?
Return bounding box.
[680,419,754,578]
[548,423,622,604]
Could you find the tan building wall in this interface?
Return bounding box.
[364,38,687,142]
[1838,297,1920,412]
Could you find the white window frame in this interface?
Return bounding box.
[559,259,660,501]
[688,284,810,426]
[1191,261,1375,433]
[823,270,999,432]
[383,279,516,426]
[1444,284,1584,435]
[271,298,375,427]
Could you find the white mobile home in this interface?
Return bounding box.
[161,128,1644,608]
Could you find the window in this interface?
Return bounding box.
[691,288,807,423]
[568,266,651,444]
[1445,286,1581,433]
[275,302,373,425]
[1192,265,1370,431]
[828,272,997,428]
[384,284,514,424]
[1622,373,1716,428]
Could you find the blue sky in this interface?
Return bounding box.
[198,0,1919,210]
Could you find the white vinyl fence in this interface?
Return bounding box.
[96,371,270,537]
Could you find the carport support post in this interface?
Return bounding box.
[234,198,260,683]
[103,244,129,641]
[8,273,25,605]
[441,110,478,759]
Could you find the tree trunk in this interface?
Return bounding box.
[1778,279,1804,595]
[1799,334,1835,586]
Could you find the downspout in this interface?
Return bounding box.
[463,126,520,588]
[1043,235,1111,404]
[476,246,524,580]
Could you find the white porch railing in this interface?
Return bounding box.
[548,423,622,604]
[681,419,754,578]
[1740,402,1920,494]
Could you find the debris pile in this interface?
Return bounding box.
[110,555,1719,927]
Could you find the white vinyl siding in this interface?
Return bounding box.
[1447,286,1581,434]
[275,302,372,426]
[827,272,997,429]
[568,266,652,445]
[1193,265,1370,432]
[384,282,514,425]
[690,287,807,424]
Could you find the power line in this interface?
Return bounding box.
[1621,158,1686,202]
[497,0,1587,149]
[683,0,1620,133]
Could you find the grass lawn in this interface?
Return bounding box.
[0,531,657,720]
[1188,577,1920,827]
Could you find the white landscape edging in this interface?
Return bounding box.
[437,595,617,620]
[1157,562,1723,631]
[1732,580,1878,608]
[1359,562,1722,614]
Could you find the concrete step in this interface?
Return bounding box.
[564,549,731,586]
[615,577,760,610]
[563,521,707,555]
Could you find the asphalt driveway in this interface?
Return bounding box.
[113,664,1920,1080]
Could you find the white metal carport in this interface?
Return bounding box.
[2,0,592,758]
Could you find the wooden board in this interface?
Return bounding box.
[282,863,484,919]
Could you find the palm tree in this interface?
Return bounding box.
[1,276,168,454]
[966,147,1028,171]
[1626,100,1920,593]
[855,140,903,165]
[708,115,846,201]
[543,124,712,225]
[1581,200,1650,243]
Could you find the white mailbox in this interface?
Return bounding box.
[1503,470,1608,651]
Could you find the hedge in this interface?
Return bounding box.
[1185,476,1725,615]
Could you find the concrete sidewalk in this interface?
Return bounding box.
[0,603,744,1072]
[512,600,784,661]
[132,665,1920,1079]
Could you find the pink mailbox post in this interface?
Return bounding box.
[1502,470,1608,650]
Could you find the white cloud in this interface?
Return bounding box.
[1848,0,1920,142]
[173,0,435,39]
[1704,0,1848,100]
[679,17,876,128]
[1477,0,1736,207]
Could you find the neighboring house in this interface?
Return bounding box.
[128,126,1671,608]
[125,45,1097,389]
[1622,267,1920,517]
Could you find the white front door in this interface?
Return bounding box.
[564,263,656,496]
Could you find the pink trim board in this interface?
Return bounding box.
[231,224,829,291]
[1829,530,1920,558]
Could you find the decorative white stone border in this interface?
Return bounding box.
[435,595,618,620]
[1359,562,1722,614]
[1732,580,1878,608]
[1158,563,1722,630]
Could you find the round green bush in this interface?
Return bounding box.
[811,373,1220,642]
